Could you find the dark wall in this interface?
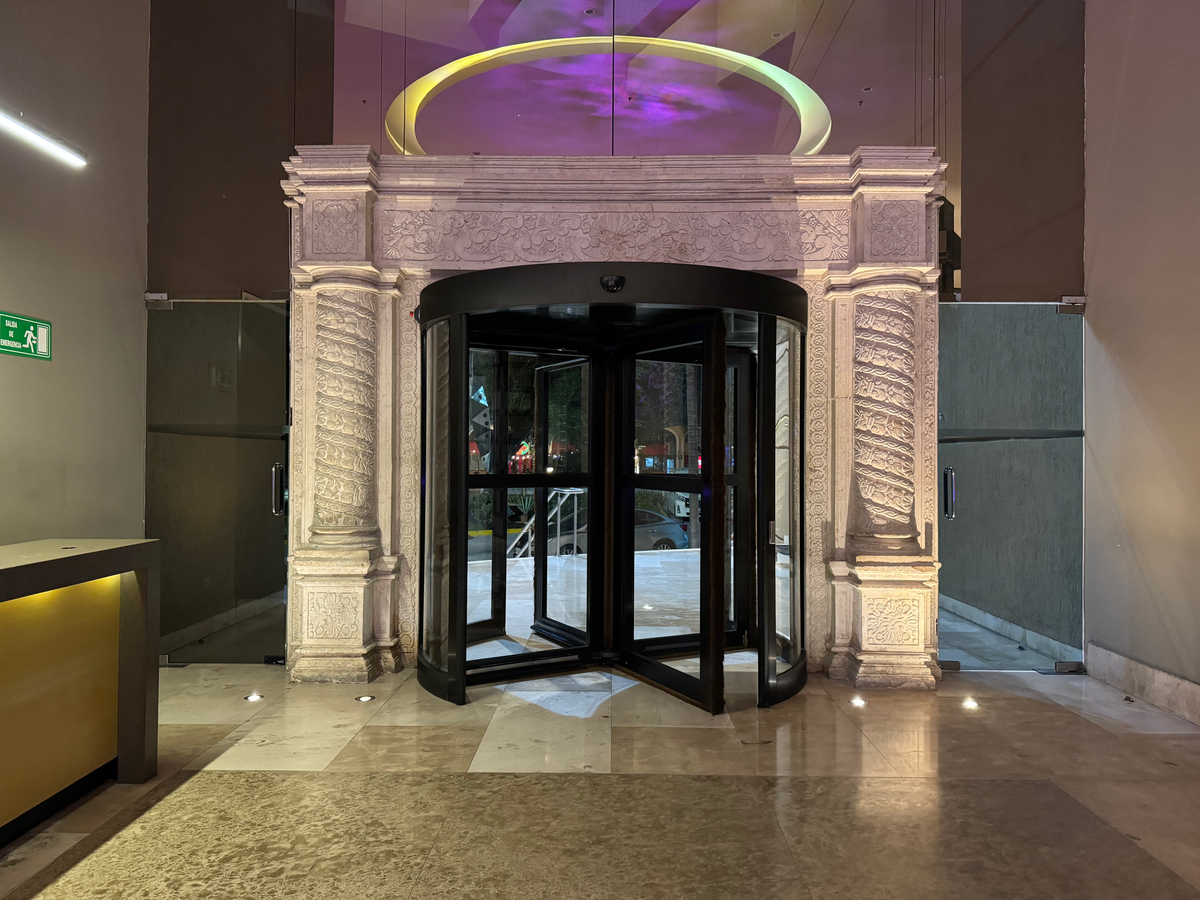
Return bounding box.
[961,0,1084,302]
[146,1,331,644]
[148,0,333,298]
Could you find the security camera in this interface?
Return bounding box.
[600,275,625,293]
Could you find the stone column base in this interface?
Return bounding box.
[845,553,939,690]
[290,649,384,684]
[289,548,387,684]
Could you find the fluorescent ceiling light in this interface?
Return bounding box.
[0,104,87,168]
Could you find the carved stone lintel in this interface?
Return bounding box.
[378,208,851,267]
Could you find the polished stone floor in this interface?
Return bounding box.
[936,608,1060,670]
[3,664,1200,898]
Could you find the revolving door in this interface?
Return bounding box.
[418,263,807,713]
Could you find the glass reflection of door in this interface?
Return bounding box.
[617,316,726,714]
[146,301,289,664]
[757,315,807,705]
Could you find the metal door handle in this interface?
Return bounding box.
[271,462,287,517]
[942,466,956,520]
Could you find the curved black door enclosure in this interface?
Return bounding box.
[418,263,808,712]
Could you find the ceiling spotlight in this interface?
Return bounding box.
[772,32,783,39]
[850,696,866,708]
[244,693,264,702]
[0,103,88,168]
[962,698,979,709]
[355,695,376,703]
[584,7,596,14]
[862,86,873,92]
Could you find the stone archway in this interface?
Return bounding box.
[281,147,945,689]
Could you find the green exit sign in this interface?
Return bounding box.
[0,312,52,360]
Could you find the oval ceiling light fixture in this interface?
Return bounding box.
[0,103,87,168]
[385,35,831,157]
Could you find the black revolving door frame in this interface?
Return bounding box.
[417,263,808,711]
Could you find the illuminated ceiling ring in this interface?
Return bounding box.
[385,35,832,156]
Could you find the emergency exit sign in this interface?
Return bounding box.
[0,312,51,360]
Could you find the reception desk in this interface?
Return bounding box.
[0,539,160,845]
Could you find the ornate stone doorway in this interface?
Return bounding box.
[281,148,945,689]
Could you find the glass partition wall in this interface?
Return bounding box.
[417,263,807,711]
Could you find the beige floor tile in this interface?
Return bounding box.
[1009,733,1200,781]
[863,729,1036,779]
[0,832,85,898]
[1056,778,1200,890]
[185,685,390,772]
[157,667,286,726]
[368,678,506,727]
[469,690,610,773]
[11,773,458,900]
[611,726,757,774]
[761,777,1200,899]
[610,675,734,728]
[43,725,234,834]
[416,774,804,900]
[326,726,487,773]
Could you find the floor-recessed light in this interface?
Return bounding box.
[355,695,376,703]
[962,698,979,709]
[244,693,264,702]
[850,696,866,707]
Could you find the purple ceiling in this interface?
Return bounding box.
[334,0,924,156]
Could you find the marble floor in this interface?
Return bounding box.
[936,608,1061,670]
[3,664,1200,898]
[169,597,287,665]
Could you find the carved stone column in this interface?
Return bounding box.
[290,284,387,683]
[282,147,395,683]
[842,289,938,688]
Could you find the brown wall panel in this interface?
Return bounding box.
[961,0,1084,302]
[148,0,333,299]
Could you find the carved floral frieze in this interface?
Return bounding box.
[307,591,362,641]
[868,199,921,260]
[378,208,851,266]
[864,597,921,647]
[312,198,362,257]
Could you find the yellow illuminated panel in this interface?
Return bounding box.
[0,577,120,827]
[385,35,832,157]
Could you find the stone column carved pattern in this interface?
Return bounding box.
[803,280,832,663]
[313,290,379,532]
[395,274,428,661]
[851,292,918,537]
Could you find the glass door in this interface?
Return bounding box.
[146,300,289,665]
[531,358,591,644]
[616,315,726,714]
[757,315,808,705]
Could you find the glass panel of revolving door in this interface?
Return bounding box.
[757,315,808,706]
[461,340,596,687]
[617,315,727,715]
